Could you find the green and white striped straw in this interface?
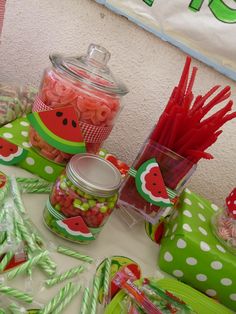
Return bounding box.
[0,251,14,272]
[0,308,6,314]
[7,251,48,280]
[8,302,26,314]
[57,246,94,264]
[10,176,26,215]
[80,287,90,314]
[102,257,111,305]
[45,265,85,287]
[0,284,33,303]
[40,282,73,314]
[53,284,81,314]
[90,274,102,314]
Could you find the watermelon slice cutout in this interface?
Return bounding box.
[54,216,95,242]
[135,158,171,207]
[28,106,86,154]
[0,137,27,165]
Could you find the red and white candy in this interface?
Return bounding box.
[216,188,236,249]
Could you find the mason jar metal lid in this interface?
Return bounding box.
[66,153,122,197]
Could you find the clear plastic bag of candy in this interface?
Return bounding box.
[0,83,37,126]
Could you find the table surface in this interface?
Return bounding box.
[0,164,162,313]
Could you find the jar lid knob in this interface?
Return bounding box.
[86,44,111,66]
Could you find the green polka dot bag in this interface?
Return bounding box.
[159,188,236,312]
[0,117,64,181]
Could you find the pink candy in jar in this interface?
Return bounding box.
[30,44,128,164]
[213,187,236,252]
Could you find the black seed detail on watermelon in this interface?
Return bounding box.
[63,118,68,125]
[72,120,77,128]
[56,112,63,117]
[0,146,2,149]
[153,173,157,176]
[153,183,156,186]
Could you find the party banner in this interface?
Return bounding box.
[96,0,236,81]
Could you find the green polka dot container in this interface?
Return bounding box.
[44,153,122,244]
[0,117,64,181]
[159,188,236,311]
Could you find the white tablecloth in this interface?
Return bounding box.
[0,164,161,313]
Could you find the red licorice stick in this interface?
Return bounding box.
[190,85,220,113]
[150,113,169,142]
[177,56,191,98]
[166,113,182,150]
[186,150,214,161]
[200,100,233,127]
[186,66,198,95]
[201,86,231,116]
[197,130,223,153]
[164,87,179,114]
[214,112,236,129]
[178,124,210,156]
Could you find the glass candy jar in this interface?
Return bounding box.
[43,153,122,243]
[29,44,128,164]
[211,188,236,254]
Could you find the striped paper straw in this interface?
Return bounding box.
[57,246,94,264]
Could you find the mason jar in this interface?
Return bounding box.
[43,153,122,244]
[29,44,128,164]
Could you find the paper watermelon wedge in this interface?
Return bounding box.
[54,216,95,242]
[130,158,171,207]
[28,106,86,154]
[0,137,27,165]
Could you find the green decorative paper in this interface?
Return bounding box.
[0,118,64,181]
[159,188,236,311]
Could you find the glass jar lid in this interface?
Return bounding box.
[66,153,122,197]
[49,44,129,96]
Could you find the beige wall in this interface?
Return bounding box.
[0,0,235,206]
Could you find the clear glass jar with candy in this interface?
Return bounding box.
[211,188,236,254]
[29,44,128,164]
[43,153,122,243]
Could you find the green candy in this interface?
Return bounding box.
[97,197,106,203]
[59,181,67,191]
[100,206,108,213]
[81,203,89,211]
[55,204,61,211]
[88,200,96,208]
[84,193,93,200]
[108,202,115,209]
[76,188,84,197]
[73,199,82,208]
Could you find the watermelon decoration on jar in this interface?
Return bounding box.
[28,44,128,164]
[44,153,122,243]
